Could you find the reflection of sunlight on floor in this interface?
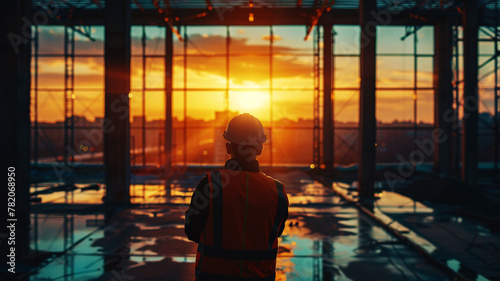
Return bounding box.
[29,170,455,281]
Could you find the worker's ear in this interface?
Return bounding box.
[256,144,263,156]
[225,142,232,155]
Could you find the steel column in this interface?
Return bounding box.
[358,0,377,198]
[34,25,39,167]
[323,24,334,170]
[433,17,453,176]
[142,25,147,167]
[270,25,274,166]
[165,27,173,171]
[0,0,32,259]
[462,0,479,187]
[104,0,131,205]
[183,26,188,166]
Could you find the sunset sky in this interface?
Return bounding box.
[32,25,498,124]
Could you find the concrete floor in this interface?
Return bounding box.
[17,169,461,280]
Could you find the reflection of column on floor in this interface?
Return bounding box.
[103,228,132,279]
[322,238,335,281]
[358,211,373,252]
[63,213,75,280]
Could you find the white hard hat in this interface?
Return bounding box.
[223,113,267,146]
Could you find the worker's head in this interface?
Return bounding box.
[223,113,267,161]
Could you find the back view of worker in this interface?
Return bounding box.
[185,113,289,281]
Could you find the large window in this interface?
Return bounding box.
[30,24,499,168]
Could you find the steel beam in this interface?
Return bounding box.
[165,27,173,171]
[433,17,453,176]
[104,0,131,205]
[33,7,464,26]
[462,0,479,187]
[358,0,377,199]
[323,24,334,170]
[0,0,32,259]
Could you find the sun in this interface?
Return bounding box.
[230,91,269,116]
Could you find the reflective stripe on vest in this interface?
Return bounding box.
[268,181,286,249]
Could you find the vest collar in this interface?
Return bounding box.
[224,158,261,173]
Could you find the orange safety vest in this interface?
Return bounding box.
[194,170,288,281]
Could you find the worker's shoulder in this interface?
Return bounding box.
[259,172,284,186]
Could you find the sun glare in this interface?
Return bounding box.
[230,91,269,115]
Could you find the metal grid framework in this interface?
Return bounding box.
[29,0,500,171]
[32,0,494,10]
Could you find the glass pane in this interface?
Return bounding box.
[37,125,65,161]
[273,128,313,164]
[416,26,434,55]
[73,91,104,122]
[416,91,433,124]
[230,57,269,88]
[146,91,165,121]
[131,26,142,55]
[229,26,270,55]
[229,90,270,123]
[39,26,64,54]
[335,90,359,124]
[273,91,313,122]
[377,26,414,54]
[273,55,313,90]
[335,130,359,165]
[173,56,185,90]
[273,26,313,55]
[173,91,185,121]
[38,57,64,89]
[377,56,414,88]
[173,27,184,55]
[146,57,165,89]
[75,26,104,54]
[335,57,359,88]
[131,57,142,90]
[145,26,165,55]
[74,127,103,164]
[75,57,104,89]
[186,128,220,165]
[479,41,494,55]
[38,91,65,122]
[187,26,227,55]
[377,90,414,123]
[478,88,495,117]
[129,90,143,123]
[187,92,224,122]
[417,57,433,88]
[334,25,361,55]
[377,129,434,164]
[187,57,226,89]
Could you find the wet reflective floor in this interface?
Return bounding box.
[27,170,454,280]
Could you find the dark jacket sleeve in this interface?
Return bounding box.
[184,175,210,243]
[277,184,289,237]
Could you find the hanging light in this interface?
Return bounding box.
[248,13,254,22]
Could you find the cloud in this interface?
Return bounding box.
[261,34,282,41]
[38,28,103,54]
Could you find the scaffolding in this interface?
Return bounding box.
[64,26,75,166]
[27,0,500,179]
[313,25,322,167]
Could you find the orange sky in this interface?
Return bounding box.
[31,25,498,125]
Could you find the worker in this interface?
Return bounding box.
[185,113,289,281]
